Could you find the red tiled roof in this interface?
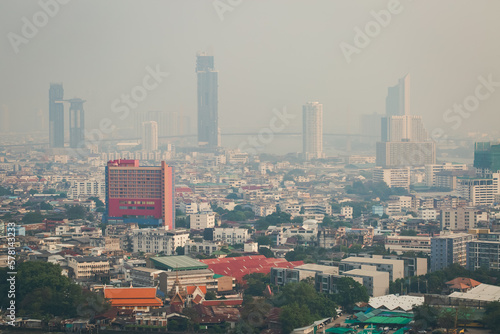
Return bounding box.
[186,286,207,295]
[446,277,481,289]
[193,295,203,305]
[200,255,303,282]
[104,287,162,307]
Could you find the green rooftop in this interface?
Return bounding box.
[149,255,208,271]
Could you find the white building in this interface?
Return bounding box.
[213,227,250,245]
[425,163,468,187]
[343,267,390,297]
[132,228,190,255]
[457,174,500,206]
[418,208,438,220]
[373,167,410,190]
[340,206,353,219]
[303,102,324,160]
[68,180,106,200]
[441,207,478,231]
[189,212,216,230]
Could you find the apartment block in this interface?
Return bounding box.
[441,207,478,231]
[430,232,475,272]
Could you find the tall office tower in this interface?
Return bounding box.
[377,75,435,167]
[68,98,85,149]
[430,232,474,272]
[302,102,324,160]
[385,74,410,117]
[474,142,500,175]
[142,121,158,152]
[105,160,175,230]
[196,52,219,148]
[49,83,64,148]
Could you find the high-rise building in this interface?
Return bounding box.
[457,173,500,206]
[142,121,158,152]
[105,160,175,229]
[474,142,500,175]
[441,207,479,231]
[425,163,468,187]
[430,232,475,272]
[377,75,435,167]
[135,111,182,138]
[302,102,324,160]
[49,83,64,148]
[373,167,410,190]
[467,232,500,271]
[196,52,219,148]
[68,98,85,149]
[385,74,410,117]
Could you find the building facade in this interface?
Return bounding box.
[302,102,324,160]
[197,52,219,148]
[430,232,475,272]
[105,160,175,229]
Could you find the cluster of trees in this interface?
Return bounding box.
[255,211,292,230]
[242,274,369,333]
[213,205,255,222]
[0,185,13,196]
[0,262,109,320]
[344,180,407,201]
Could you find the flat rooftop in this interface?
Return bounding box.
[342,257,402,265]
[150,255,208,271]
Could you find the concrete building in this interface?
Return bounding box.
[373,167,410,189]
[441,207,478,231]
[467,232,500,271]
[430,232,475,272]
[385,235,431,255]
[302,102,324,160]
[105,159,175,229]
[49,83,64,148]
[425,163,468,187]
[270,264,339,286]
[340,255,404,281]
[343,267,390,297]
[68,180,105,200]
[341,206,353,219]
[376,141,436,167]
[197,52,220,148]
[457,174,500,206]
[132,228,190,255]
[189,212,216,230]
[213,227,250,245]
[68,256,110,279]
[129,267,166,287]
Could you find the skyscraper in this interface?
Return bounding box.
[385,74,410,117]
[377,75,435,167]
[105,160,175,229]
[196,52,219,148]
[142,121,158,152]
[474,142,500,175]
[68,98,85,149]
[302,102,324,160]
[49,83,64,148]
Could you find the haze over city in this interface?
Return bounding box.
[2,2,500,334]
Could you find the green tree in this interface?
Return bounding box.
[66,205,87,220]
[205,291,217,300]
[176,246,185,255]
[243,273,269,296]
[0,186,13,196]
[483,301,500,331]
[40,202,53,210]
[22,212,44,224]
[258,247,274,258]
[330,277,369,312]
[0,262,108,319]
[257,235,272,246]
[280,302,314,334]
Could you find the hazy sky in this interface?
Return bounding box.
[1,0,499,141]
